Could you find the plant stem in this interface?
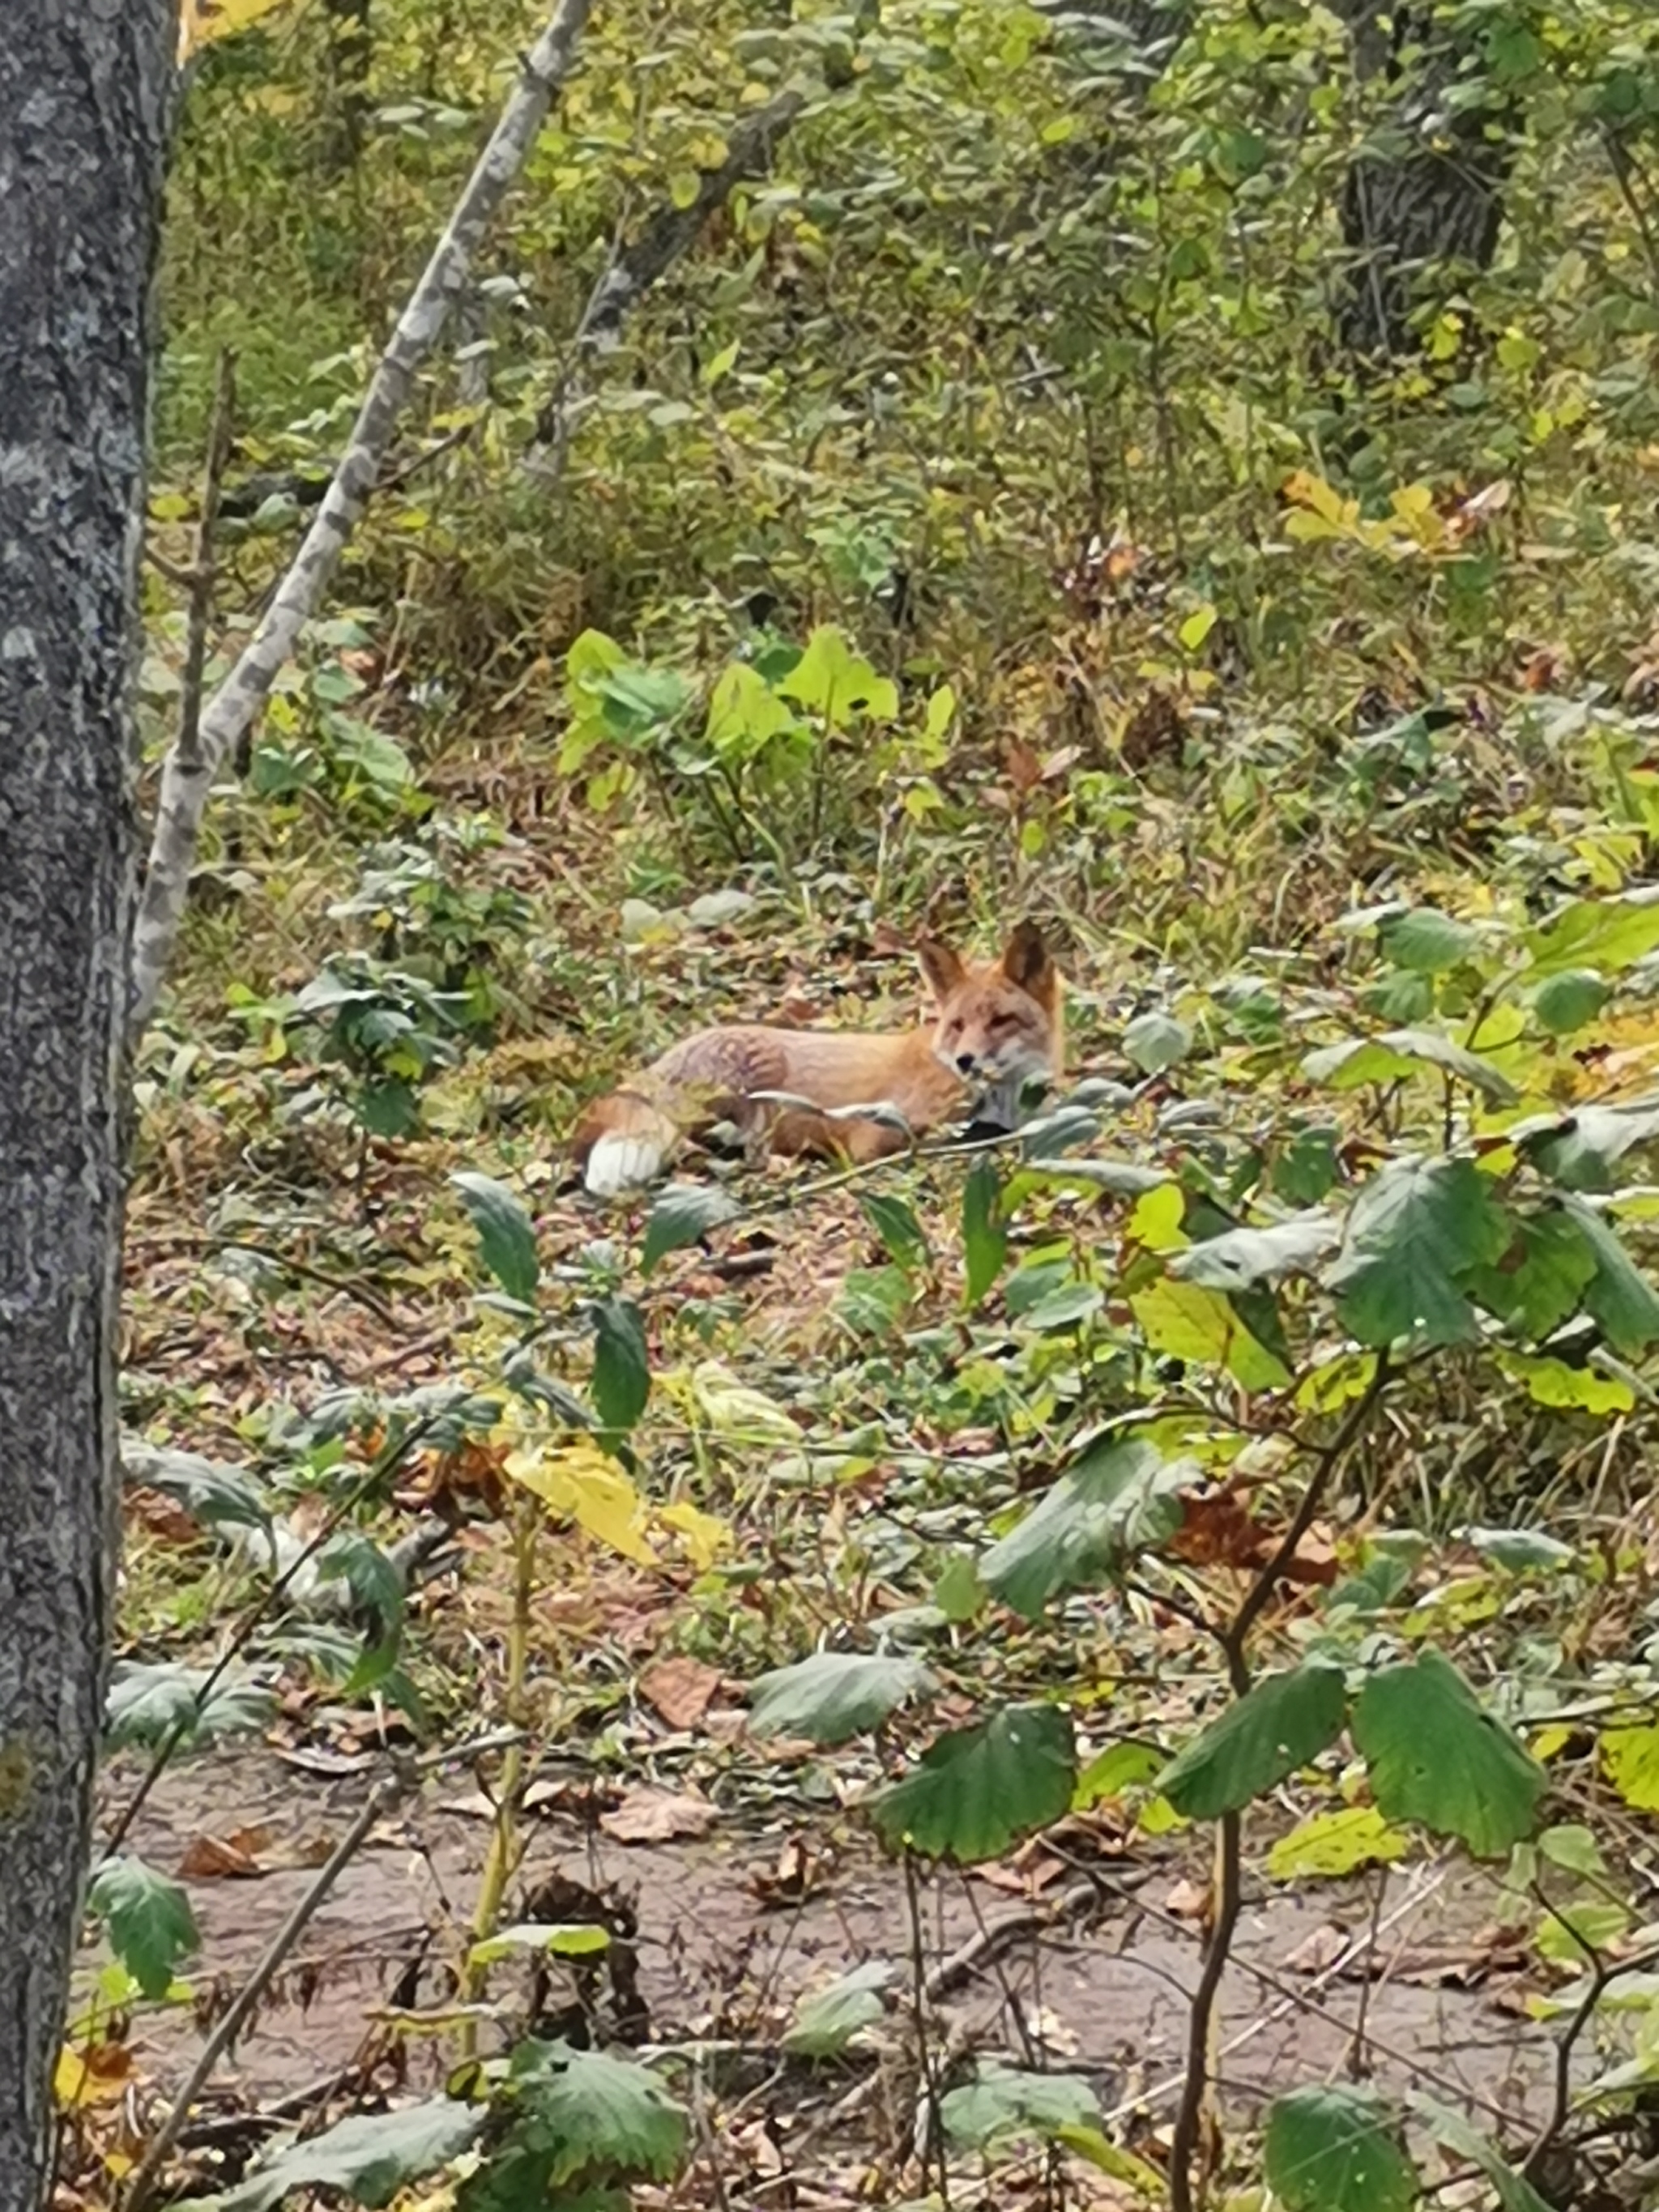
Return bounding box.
[460,1496,538,2049]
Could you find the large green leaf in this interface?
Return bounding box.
[1352,1649,1547,1857]
[105,1662,272,1750]
[122,1442,271,1535]
[782,1962,894,2056]
[1159,1664,1348,1821]
[198,2099,486,2211]
[1263,2086,1418,2212]
[1525,889,1659,978]
[748,1652,935,1744]
[87,1857,199,1999]
[640,1183,742,1276]
[1466,1207,1597,1340]
[1303,1027,1517,1105]
[498,2041,687,2192]
[1517,1096,1659,1192]
[1377,906,1477,973]
[865,1703,1075,1863]
[1529,967,1610,1036]
[962,1157,1007,1308]
[1171,1211,1340,1290]
[1561,1196,1659,1355]
[452,1171,539,1309]
[1410,2096,1555,2212]
[940,2065,1100,2149]
[860,1191,930,1272]
[774,623,898,721]
[979,1439,1188,1620]
[1324,1156,1511,1348]
[590,1296,650,1433]
[1122,1010,1192,1073]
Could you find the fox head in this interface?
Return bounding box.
[916,922,1062,1130]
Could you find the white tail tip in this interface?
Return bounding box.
[584,1133,667,1197]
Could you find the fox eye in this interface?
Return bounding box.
[942,1017,963,1038]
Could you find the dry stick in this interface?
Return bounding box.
[126,0,595,1033]
[122,1772,405,2212]
[122,1724,522,2212]
[1166,1352,1394,2212]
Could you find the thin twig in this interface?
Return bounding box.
[1167,1350,1395,2212]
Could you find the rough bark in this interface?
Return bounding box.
[0,5,173,2206]
[1334,1,1517,363]
[127,0,595,1034]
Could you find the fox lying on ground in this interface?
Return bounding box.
[573,922,1063,1197]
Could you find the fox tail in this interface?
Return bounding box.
[572,1088,681,1197]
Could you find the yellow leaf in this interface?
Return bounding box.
[1132,1279,1290,1391]
[55,2044,130,2108]
[690,1361,800,1444]
[1128,1182,1187,1253]
[1177,604,1218,652]
[1602,1724,1659,1811]
[1529,1724,1574,1763]
[1267,1805,1410,1881]
[1496,1352,1633,1416]
[505,1442,658,1566]
[1282,468,1348,523]
[658,1499,729,1571]
[1135,1793,1186,1837]
[1295,1352,1378,1413]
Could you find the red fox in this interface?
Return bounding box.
[573,922,1063,1197]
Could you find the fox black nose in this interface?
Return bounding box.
[955,1051,978,1074]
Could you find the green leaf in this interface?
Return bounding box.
[105,1662,272,1750]
[451,1172,539,1308]
[774,624,898,722]
[1021,1280,1104,1332]
[837,1263,913,1336]
[962,1157,1007,1308]
[198,2099,486,2212]
[1171,1212,1340,1290]
[467,1922,612,1967]
[940,2065,1099,2149]
[1468,1208,1598,1339]
[1495,1349,1632,1414]
[497,2040,687,2190]
[1324,1156,1511,1348]
[640,1183,741,1276]
[933,1552,986,1622]
[590,1296,650,1433]
[867,1702,1075,1863]
[1352,1649,1547,1857]
[1517,1096,1659,1192]
[1530,968,1610,1035]
[979,1439,1188,1620]
[1526,890,1659,978]
[1303,1027,1518,1105]
[703,661,806,763]
[1122,1009,1192,1073]
[122,1443,270,1535]
[1465,1526,1574,1572]
[1265,1806,1410,1882]
[1263,2086,1418,2212]
[1159,1664,1348,1821]
[783,1962,894,2056]
[1378,907,1478,974]
[1073,1740,1166,1808]
[87,1857,199,1998]
[748,1652,935,1744]
[1410,2096,1555,2212]
[860,1191,929,1272]
[1561,1196,1659,1354]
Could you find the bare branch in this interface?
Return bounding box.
[127,0,595,1034]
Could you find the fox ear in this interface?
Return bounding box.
[915,936,967,1001]
[1000,921,1055,999]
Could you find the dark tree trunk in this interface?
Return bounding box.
[1335,1,1516,362]
[0,6,173,2205]
[324,0,373,170]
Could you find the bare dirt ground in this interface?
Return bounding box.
[100,1742,1563,2164]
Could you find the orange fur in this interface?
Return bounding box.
[573,923,1063,1196]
